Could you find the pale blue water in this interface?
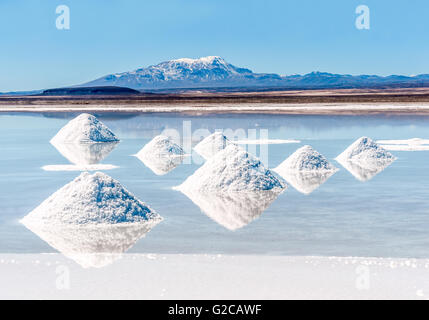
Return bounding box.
[1,112,429,258]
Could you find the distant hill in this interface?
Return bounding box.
[40,86,140,96]
[80,56,429,91]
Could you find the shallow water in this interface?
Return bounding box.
[1,112,429,259]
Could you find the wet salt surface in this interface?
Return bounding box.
[2,112,429,258]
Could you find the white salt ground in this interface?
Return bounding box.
[50,113,119,144]
[377,138,429,151]
[175,144,286,193]
[2,254,429,299]
[20,172,161,225]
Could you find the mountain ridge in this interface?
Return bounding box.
[79,56,429,91]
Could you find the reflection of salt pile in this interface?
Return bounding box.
[45,114,120,171]
[176,144,286,192]
[179,189,281,230]
[21,172,162,268]
[135,135,185,175]
[194,132,232,160]
[51,141,118,165]
[274,145,337,194]
[336,137,396,182]
[377,138,429,151]
[22,223,157,268]
[50,113,119,144]
[175,144,285,229]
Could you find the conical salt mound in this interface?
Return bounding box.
[50,113,119,144]
[175,144,286,192]
[20,172,161,225]
[275,145,337,173]
[336,137,396,164]
[336,137,396,182]
[135,135,185,175]
[136,135,184,159]
[194,132,232,160]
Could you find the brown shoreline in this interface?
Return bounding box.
[3,88,429,115]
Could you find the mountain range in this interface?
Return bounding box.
[80,56,429,91]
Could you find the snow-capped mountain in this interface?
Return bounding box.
[82,56,283,89]
[79,56,429,91]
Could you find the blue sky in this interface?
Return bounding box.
[0,0,428,91]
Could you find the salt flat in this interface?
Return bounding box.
[3,103,429,114]
[1,254,429,300]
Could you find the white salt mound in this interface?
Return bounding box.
[274,145,338,173]
[336,137,396,182]
[50,113,119,144]
[336,137,396,164]
[135,135,185,175]
[136,135,184,158]
[194,132,232,159]
[20,172,161,225]
[175,144,286,192]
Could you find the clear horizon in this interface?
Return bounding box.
[1,0,428,91]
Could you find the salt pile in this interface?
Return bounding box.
[21,172,162,225]
[175,144,286,193]
[135,135,185,175]
[50,113,119,144]
[336,137,396,182]
[275,145,337,172]
[179,189,280,230]
[20,172,162,268]
[273,145,337,194]
[194,132,232,160]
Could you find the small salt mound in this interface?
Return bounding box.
[175,144,286,192]
[135,135,185,175]
[50,113,119,144]
[194,132,232,159]
[180,189,281,230]
[137,135,184,158]
[274,145,338,172]
[336,137,396,182]
[21,172,161,225]
[336,137,396,164]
